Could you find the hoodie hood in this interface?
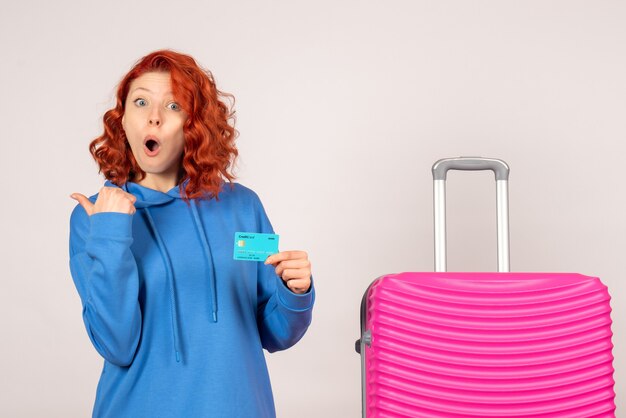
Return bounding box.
[105,177,190,208]
[104,177,219,364]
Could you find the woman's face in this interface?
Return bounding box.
[122,71,187,184]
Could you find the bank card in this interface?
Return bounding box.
[233,232,279,261]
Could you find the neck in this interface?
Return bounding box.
[137,173,180,193]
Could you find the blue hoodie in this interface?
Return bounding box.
[68,178,315,418]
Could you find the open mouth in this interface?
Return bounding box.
[145,139,159,151]
[143,136,161,155]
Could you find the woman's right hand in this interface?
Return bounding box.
[70,187,137,216]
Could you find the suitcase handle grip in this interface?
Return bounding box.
[431,157,511,273]
[432,156,509,181]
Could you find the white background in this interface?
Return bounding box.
[1,0,624,416]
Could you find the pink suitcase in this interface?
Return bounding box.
[356,157,616,417]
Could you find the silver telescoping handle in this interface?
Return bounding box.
[432,157,511,273]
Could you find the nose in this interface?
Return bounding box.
[148,108,161,126]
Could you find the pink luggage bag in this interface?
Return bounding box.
[355,157,616,417]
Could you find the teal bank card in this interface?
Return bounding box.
[233,232,279,261]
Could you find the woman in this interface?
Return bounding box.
[68,49,315,418]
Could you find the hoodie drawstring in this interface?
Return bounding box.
[142,200,218,364]
[143,207,182,363]
[190,200,219,323]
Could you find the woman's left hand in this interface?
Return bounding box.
[265,251,312,294]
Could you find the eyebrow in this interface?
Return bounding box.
[129,87,174,95]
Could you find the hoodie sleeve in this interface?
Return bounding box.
[68,204,142,367]
[253,195,315,353]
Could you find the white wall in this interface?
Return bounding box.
[1,0,624,416]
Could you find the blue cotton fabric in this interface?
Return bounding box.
[69,179,315,418]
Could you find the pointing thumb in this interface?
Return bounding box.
[70,193,94,216]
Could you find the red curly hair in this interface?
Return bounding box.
[89,49,238,202]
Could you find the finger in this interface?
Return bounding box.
[274,259,310,277]
[279,268,311,282]
[265,250,308,265]
[102,186,136,201]
[70,193,95,216]
[285,278,311,294]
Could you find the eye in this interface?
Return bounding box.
[167,102,181,111]
[133,98,147,107]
